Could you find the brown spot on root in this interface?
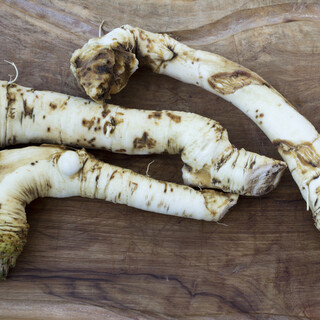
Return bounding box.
[109,170,117,181]
[49,102,57,110]
[103,121,109,134]
[139,29,147,41]
[157,201,164,208]
[166,112,181,123]
[208,70,265,95]
[148,111,162,119]
[88,137,96,145]
[23,100,33,119]
[249,160,256,170]
[103,116,117,135]
[7,91,16,107]
[115,149,126,153]
[6,88,18,119]
[114,116,123,125]
[133,132,156,149]
[211,178,221,185]
[82,117,95,130]
[47,127,51,132]
[274,139,320,173]
[216,148,236,171]
[214,125,226,141]
[129,181,138,195]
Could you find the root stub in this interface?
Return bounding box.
[0,229,28,280]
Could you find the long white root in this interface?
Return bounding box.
[70,25,320,229]
[0,145,238,279]
[0,81,286,196]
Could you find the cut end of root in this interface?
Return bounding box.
[246,160,287,196]
[202,190,238,221]
[182,159,287,196]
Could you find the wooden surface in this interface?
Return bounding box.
[1,1,320,319]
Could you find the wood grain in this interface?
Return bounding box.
[1,0,320,319]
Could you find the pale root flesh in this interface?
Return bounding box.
[0,81,286,196]
[0,145,238,279]
[70,25,320,229]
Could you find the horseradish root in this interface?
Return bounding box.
[70,25,320,228]
[0,81,286,196]
[0,145,238,279]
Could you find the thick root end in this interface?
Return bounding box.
[70,44,138,103]
[201,190,238,221]
[0,228,28,280]
[182,159,287,196]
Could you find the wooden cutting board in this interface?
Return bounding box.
[1,1,320,319]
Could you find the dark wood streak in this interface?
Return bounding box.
[170,3,320,45]
[82,118,95,130]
